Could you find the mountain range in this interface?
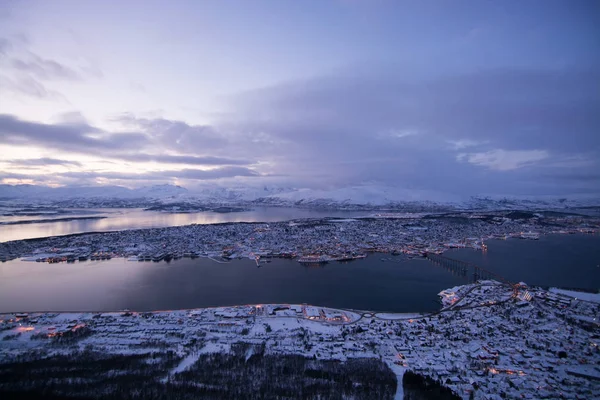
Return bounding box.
[1,183,598,210]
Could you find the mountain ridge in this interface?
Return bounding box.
[1,183,599,210]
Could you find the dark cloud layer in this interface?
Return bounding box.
[209,66,599,194]
[230,68,600,152]
[0,114,146,151]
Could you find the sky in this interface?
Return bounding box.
[0,0,599,197]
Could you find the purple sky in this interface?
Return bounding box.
[0,0,599,196]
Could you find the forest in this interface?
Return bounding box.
[0,344,397,400]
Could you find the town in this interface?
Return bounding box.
[1,280,599,399]
[0,210,598,264]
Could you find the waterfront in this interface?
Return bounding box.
[1,234,598,313]
[0,207,369,242]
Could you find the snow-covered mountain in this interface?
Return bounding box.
[1,183,598,210]
[252,187,600,210]
[257,186,464,207]
[187,186,295,203]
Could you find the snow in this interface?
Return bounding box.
[170,352,201,375]
[549,288,600,303]
[198,341,230,354]
[386,362,406,399]
[264,185,463,205]
[3,183,462,205]
[3,183,599,209]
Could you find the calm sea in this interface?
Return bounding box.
[0,234,598,313]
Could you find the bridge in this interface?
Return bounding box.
[425,252,514,287]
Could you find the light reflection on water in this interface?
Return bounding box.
[0,207,369,242]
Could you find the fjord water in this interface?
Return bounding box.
[0,207,369,242]
[0,234,598,313]
[0,255,463,313]
[447,233,600,291]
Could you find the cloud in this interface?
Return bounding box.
[121,154,252,166]
[457,149,549,171]
[0,113,263,184]
[0,37,11,55]
[0,35,101,101]
[0,114,147,151]
[385,128,420,139]
[3,158,82,167]
[54,111,90,124]
[10,54,82,81]
[447,139,487,150]
[0,113,256,168]
[0,75,68,100]
[214,66,598,194]
[114,114,229,151]
[0,37,74,100]
[53,167,260,181]
[0,171,36,180]
[1,166,260,187]
[129,81,146,93]
[171,167,259,179]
